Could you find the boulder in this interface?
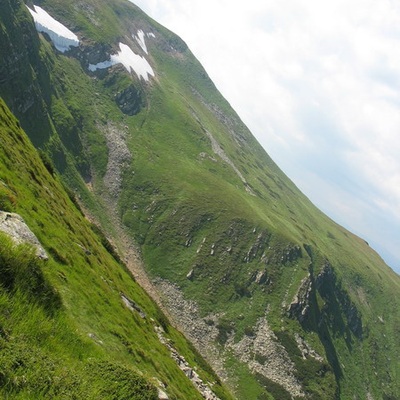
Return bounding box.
[0,211,48,259]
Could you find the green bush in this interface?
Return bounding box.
[255,373,292,400]
[216,319,234,345]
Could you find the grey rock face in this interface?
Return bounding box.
[115,85,143,116]
[0,211,48,259]
[288,274,313,322]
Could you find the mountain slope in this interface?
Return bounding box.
[0,98,233,399]
[0,0,399,399]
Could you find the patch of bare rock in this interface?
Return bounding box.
[226,316,304,397]
[0,211,47,259]
[101,122,132,198]
[154,279,228,382]
[155,325,221,400]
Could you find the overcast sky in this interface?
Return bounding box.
[131,0,400,274]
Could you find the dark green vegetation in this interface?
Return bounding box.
[0,0,400,398]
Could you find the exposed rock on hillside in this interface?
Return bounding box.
[155,325,221,400]
[295,333,324,362]
[288,274,313,322]
[154,279,227,381]
[0,211,48,259]
[289,261,363,341]
[101,123,132,198]
[226,316,304,397]
[115,84,144,115]
[316,263,363,339]
[121,293,146,318]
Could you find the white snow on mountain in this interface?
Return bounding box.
[89,43,154,81]
[134,29,148,54]
[112,43,154,80]
[27,5,79,53]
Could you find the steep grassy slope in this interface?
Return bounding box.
[0,99,233,399]
[119,29,400,399]
[0,0,399,399]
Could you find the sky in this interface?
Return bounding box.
[131,0,400,274]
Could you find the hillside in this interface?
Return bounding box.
[0,99,233,398]
[0,0,399,399]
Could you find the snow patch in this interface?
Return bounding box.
[27,5,79,53]
[112,43,154,80]
[147,32,156,38]
[134,29,148,54]
[89,42,154,81]
[88,60,115,72]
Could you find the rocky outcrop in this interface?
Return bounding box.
[157,386,169,400]
[189,108,255,195]
[289,261,363,339]
[155,325,221,400]
[77,42,112,67]
[191,88,249,147]
[226,316,304,397]
[245,231,271,263]
[115,85,143,116]
[288,274,312,322]
[315,262,335,290]
[204,128,255,195]
[121,293,146,318]
[294,333,323,362]
[153,279,227,381]
[0,211,48,259]
[155,279,307,397]
[265,244,302,266]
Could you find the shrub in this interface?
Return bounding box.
[216,319,234,345]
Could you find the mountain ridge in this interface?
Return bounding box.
[0,0,399,398]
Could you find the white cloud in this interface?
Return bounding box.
[132,0,400,272]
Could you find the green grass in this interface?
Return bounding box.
[114,22,400,399]
[0,97,233,399]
